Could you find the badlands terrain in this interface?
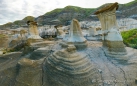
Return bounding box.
[0,2,137,86]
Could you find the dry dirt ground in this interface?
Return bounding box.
[0,40,137,86]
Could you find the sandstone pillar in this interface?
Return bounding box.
[95,2,126,55]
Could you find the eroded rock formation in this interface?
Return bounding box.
[55,25,65,38]
[9,30,22,48]
[62,19,87,49]
[27,21,42,39]
[45,45,100,86]
[95,2,127,55]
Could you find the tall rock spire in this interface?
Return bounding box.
[27,21,42,39]
[62,19,87,50]
[95,2,127,55]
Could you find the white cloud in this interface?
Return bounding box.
[0,0,134,25]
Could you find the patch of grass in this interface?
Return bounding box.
[125,0,137,6]
[23,16,35,21]
[45,8,62,16]
[121,28,137,49]
[44,6,95,17]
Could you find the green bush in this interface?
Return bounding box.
[121,29,137,49]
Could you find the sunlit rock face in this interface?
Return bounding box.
[45,45,100,86]
[95,2,126,55]
[27,21,42,39]
[62,19,87,50]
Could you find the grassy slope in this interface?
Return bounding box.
[1,0,137,27]
[45,6,95,17]
[121,29,137,49]
[125,0,137,6]
[0,16,34,29]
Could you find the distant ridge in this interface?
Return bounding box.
[0,0,137,29]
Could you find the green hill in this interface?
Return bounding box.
[36,6,95,25]
[125,0,137,6]
[35,0,137,25]
[0,16,34,29]
[1,0,137,29]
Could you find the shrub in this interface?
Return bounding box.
[121,29,137,49]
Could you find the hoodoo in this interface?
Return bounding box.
[95,2,127,55]
[62,19,87,50]
[27,21,42,39]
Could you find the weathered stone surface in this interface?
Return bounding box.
[9,39,21,48]
[22,45,34,55]
[30,47,51,60]
[26,38,43,44]
[107,41,127,54]
[0,41,137,86]
[0,52,22,86]
[45,45,100,86]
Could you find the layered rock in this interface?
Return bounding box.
[61,19,87,50]
[45,45,100,86]
[95,2,126,55]
[0,52,22,86]
[9,30,22,48]
[30,47,51,60]
[20,29,27,40]
[15,58,42,86]
[0,35,9,49]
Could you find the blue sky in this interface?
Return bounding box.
[0,0,134,25]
